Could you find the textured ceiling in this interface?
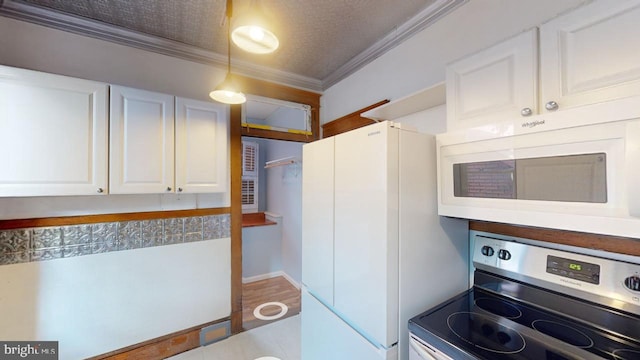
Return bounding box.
[2,0,463,90]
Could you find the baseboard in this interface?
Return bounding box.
[88,317,230,360]
[243,271,301,289]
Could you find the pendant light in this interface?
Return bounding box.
[231,0,279,54]
[210,0,246,104]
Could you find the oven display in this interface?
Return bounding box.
[546,255,600,284]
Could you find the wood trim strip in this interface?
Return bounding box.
[470,221,640,257]
[88,317,229,360]
[241,127,315,143]
[0,207,231,230]
[242,212,277,227]
[229,104,244,334]
[234,74,320,143]
[321,100,390,138]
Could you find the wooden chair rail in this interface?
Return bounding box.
[0,208,230,230]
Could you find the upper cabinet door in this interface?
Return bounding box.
[110,85,175,194]
[540,0,640,112]
[446,29,538,130]
[175,97,228,193]
[0,66,108,197]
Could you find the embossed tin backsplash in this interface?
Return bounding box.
[0,214,230,265]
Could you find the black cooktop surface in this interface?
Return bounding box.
[409,282,640,360]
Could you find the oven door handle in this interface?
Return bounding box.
[409,336,440,360]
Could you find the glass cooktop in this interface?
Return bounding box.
[409,280,640,360]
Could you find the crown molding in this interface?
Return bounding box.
[321,0,468,89]
[0,0,465,92]
[0,0,323,92]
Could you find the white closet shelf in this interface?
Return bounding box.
[265,156,300,169]
[361,81,445,121]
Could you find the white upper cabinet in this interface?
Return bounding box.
[175,97,228,194]
[446,29,538,130]
[110,85,175,194]
[447,0,640,130]
[0,66,108,197]
[110,86,229,195]
[539,0,640,111]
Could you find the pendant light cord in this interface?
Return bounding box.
[226,0,233,74]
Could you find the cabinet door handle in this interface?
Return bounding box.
[520,107,533,116]
[545,101,559,111]
[178,187,183,192]
[97,188,104,193]
[167,187,172,191]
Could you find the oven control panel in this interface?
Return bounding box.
[472,232,640,315]
[546,255,600,284]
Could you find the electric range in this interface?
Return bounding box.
[408,231,640,360]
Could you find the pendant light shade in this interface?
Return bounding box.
[210,0,246,104]
[209,73,246,104]
[231,2,279,54]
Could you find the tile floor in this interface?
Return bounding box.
[168,315,300,360]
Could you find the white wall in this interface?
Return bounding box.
[0,239,231,360]
[264,139,303,284]
[320,0,589,124]
[0,17,225,103]
[240,138,302,285]
[242,214,283,280]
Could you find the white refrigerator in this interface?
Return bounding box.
[301,121,469,360]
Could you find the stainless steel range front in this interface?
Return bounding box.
[409,231,640,360]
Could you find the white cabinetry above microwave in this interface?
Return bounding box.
[446,0,640,131]
[437,97,640,238]
[0,65,108,197]
[110,85,228,195]
[446,29,537,130]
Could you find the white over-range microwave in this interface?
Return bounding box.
[437,96,640,238]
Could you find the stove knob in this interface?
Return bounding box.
[498,249,512,260]
[481,246,495,257]
[624,275,640,292]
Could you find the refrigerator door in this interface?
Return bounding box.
[302,289,396,360]
[333,121,399,348]
[302,137,335,305]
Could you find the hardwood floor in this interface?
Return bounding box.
[242,276,301,330]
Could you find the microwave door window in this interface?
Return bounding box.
[453,160,516,199]
[515,153,607,203]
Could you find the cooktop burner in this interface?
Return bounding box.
[447,312,525,354]
[475,297,522,319]
[409,283,640,360]
[612,349,640,360]
[531,319,594,348]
